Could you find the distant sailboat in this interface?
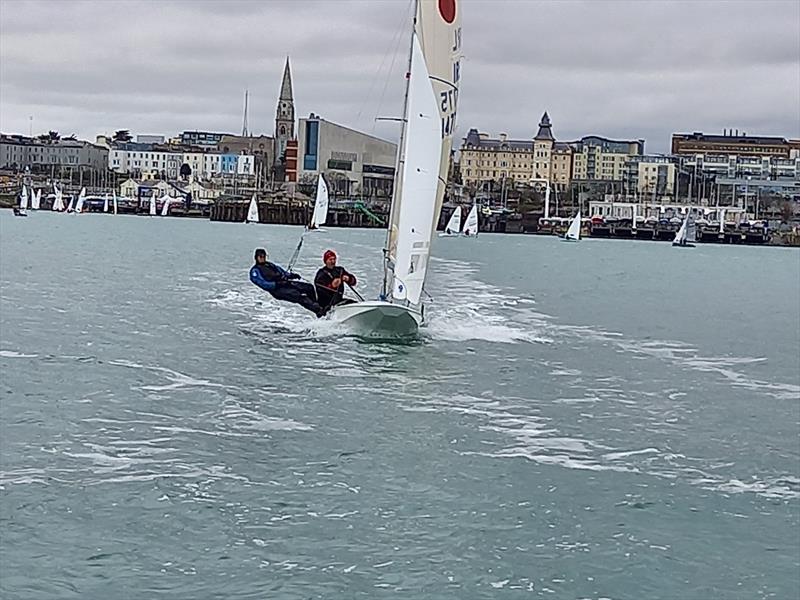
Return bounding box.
[563,211,581,241]
[672,213,696,248]
[103,194,109,213]
[31,189,41,210]
[462,205,478,237]
[245,194,259,224]
[112,191,118,215]
[287,174,330,270]
[52,184,65,212]
[309,174,329,230]
[74,188,86,214]
[440,206,462,236]
[149,194,157,216]
[66,193,75,213]
[160,194,171,217]
[14,185,28,216]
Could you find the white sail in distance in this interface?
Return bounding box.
[74,188,86,213]
[565,212,581,241]
[149,194,157,216]
[31,189,41,210]
[246,194,259,223]
[160,194,171,217]
[103,194,109,213]
[52,185,64,211]
[113,192,118,215]
[462,205,478,236]
[443,206,461,234]
[20,186,28,210]
[310,175,329,229]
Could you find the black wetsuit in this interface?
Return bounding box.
[314,266,357,313]
[250,261,323,317]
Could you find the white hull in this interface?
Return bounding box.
[327,300,422,339]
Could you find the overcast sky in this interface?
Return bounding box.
[1,0,798,153]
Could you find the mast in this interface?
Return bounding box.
[382,0,418,299]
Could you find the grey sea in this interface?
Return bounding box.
[1,210,798,600]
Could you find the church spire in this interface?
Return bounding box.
[279,57,293,102]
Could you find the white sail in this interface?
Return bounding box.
[20,186,28,210]
[149,194,157,216]
[66,193,75,212]
[246,194,259,223]
[565,211,581,241]
[686,213,697,243]
[160,194,171,217]
[673,218,687,244]
[103,194,109,213]
[462,205,478,236]
[31,189,41,210]
[719,208,725,234]
[52,185,64,211]
[310,175,329,229]
[74,188,86,213]
[113,192,118,215]
[385,0,461,267]
[443,206,461,234]
[390,32,443,305]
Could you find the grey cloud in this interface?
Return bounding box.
[1,0,798,153]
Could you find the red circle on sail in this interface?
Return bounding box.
[439,0,456,23]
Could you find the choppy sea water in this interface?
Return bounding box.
[1,211,798,599]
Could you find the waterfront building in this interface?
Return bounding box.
[0,134,108,175]
[671,130,800,159]
[137,134,165,144]
[570,136,645,182]
[108,143,255,181]
[296,113,397,201]
[623,155,678,198]
[119,177,220,203]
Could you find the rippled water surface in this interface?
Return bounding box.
[1,211,799,599]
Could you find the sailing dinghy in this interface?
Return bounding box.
[326,0,462,338]
[160,194,171,217]
[563,211,581,241]
[462,204,478,237]
[31,189,41,210]
[672,213,696,247]
[149,194,157,216]
[14,186,28,216]
[287,174,330,270]
[440,206,462,236]
[245,194,259,224]
[52,184,65,212]
[74,188,86,214]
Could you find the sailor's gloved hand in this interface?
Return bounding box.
[286,272,301,280]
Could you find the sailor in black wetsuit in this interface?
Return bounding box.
[314,249,358,314]
[249,248,324,317]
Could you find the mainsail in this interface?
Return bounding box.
[673,218,688,245]
[160,194,171,217]
[385,0,461,305]
[74,188,86,213]
[149,194,157,216]
[52,185,65,211]
[463,205,478,236]
[245,194,259,223]
[103,194,109,213]
[31,189,41,210]
[20,186,28,210]
[310,175,329,229]
[113,192,118,215]
[443,206,461,234]
[565,212,581,241]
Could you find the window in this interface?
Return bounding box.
[303,121,319,170]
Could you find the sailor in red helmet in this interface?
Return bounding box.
[314,249,358,314]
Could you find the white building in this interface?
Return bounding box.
[109,143,255,180]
